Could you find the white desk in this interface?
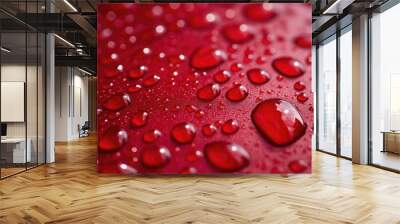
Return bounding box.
[1,138,31,163]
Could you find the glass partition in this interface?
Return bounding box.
[0,1,46,179]
[339,27,352,158]
[317,35,337,154]
[370,3,400,171]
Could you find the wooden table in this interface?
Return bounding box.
[381,131,400,154]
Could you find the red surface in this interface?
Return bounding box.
[97,3,313,174]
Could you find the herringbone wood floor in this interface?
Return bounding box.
[1,135,400,224]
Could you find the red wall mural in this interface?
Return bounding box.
[97,3,313,174]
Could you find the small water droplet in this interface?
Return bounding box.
[297,92,308,103]
[103,93,131,111]
[247,68,270,85]
[143,75,160,87]
[131,111,149,128]
[202,123,217,137]
[99,126,128,152]
[294,35,311,49]
[197,83,221,102]
[190,47,227,70]
[222,24,254,44]
[140,145,171,169]
[128,65,148,79]
[143,129,162,143]
[289,160,308,173]
[128,84,142,93]
[222,119,239,135]
[294,81,306,91]
[213,70,232,84]
[226,84,248,102]
[230,62,243,72]
[243,4,277,22]
[170,122,196,144]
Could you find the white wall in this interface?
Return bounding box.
[55,67,89,141]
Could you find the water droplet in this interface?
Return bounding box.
[226,84,248,102]
[243,4,277,22]
[202,123,217,137]
[272,57,305,78]
[190,47,227,70]
[185,104,199,113]
[222,119,239,134]
[180,167,197,174]
[294,81,306,91]
[213,70,232,84]
[128,65,148,79]
[289,160,308,173]
[297,92,308,103]
[140,145,171,169]
[195,110,205,119]
[99,126,128,152]
[143,129,162,143]
[247,68,270,85]
[189,13,217,28]
[222,24,254,44]
[204,141,250,172]
[103,93,131,111]
[170,122,196,144]
[128,84,142,93]
[294,35,311,49]
[197,83,221,102]
[143,74,160,87]
[230,62,243,72]
[251,99,307,146]
[131,111,149,128]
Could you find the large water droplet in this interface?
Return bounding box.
[143,129,162,143]
[170,122,196,144]
[251,99,306,146]
[222,119,239,134]
[204,141,250,172]
[222,24,254,44]
[99,126,128,152]
[140,145,171,169]
[131,111,149,128]
[272,57,305,78]
[243,4,277,22]
[197,83,221,102]
[103,93,131,111]
[226,84,248,102]
[190,47,227,70]
[247,68,270,85]
[128,65,148,79]
[213,70,232,84]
